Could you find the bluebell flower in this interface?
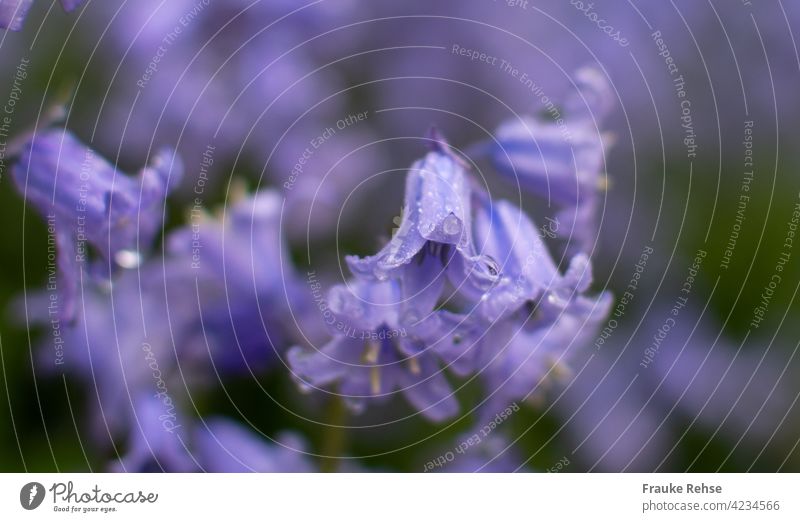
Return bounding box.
[474,67,613,252]
[112,394,196,473]
[194,420,315,473]
[292,136,611,423]
[346,135,500,299]
[12,129,182,320]
[0,0,83,30]
[288,277,459,422]
[86,0,379,240]
[476,288,612,418]
[416,194,612,413]
[317,140,490,409]
[113,397,318,472]
[167,189,307,374]
[469,193,610,322]
[24,256,206,442]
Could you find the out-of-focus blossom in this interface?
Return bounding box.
[194,419,315,473]
[112,394,196,473]
[11,129,181,320]
[26,257,202,440]
[0,0,32,31]
[113,396,317,472]
[474,67,613,253]
[167,189,310,374]
[83,0,375,239]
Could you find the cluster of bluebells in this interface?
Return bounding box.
[5,0,616,469]
[8,62,614,471]
[286,65,615,423]
[288,120,612,423]
[13,130,324,471]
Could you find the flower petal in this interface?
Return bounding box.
[398,355,458,422]
[347,146,472,280]
[0,0,33,31]
[195,420,314,473]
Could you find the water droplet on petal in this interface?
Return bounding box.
[115,249,142,269]
[442,213,462,236]
[547,292,568,309]
[419,222,436,236]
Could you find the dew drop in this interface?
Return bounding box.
[115,249,142,269]
[419,222,436,236]
[442,213,462,236]
[547,292,568,308]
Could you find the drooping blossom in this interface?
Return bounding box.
[12,129,181,320]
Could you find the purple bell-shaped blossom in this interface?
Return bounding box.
[418,195,612,413]
[469,193,610,323]
[288,277,459,422]
[346,136,500,296]
[12,129,182,320]
[167,189,305,374]
[478,67,613,252]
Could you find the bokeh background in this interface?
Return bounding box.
[0,0,799,472]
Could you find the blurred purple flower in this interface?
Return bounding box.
[112,394,196,473]
[12,129,181,320]
[0,0,31,31]
[475,67,613,252]
[113,396,317,472]
[85,0,376,239]
[167,189,308,374]
[194,419,315,473]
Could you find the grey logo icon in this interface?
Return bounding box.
[20,482,45,510]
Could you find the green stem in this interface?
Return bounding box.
[320,394,347,472]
